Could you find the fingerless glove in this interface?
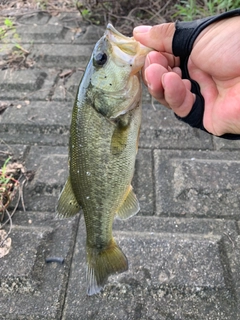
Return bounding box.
[172,9,240,139]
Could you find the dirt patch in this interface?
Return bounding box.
[0,0,77,15]
[76,0,178,35]
[0,0,178,35]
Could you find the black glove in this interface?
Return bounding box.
[172,9,240,140]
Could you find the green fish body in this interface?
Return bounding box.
[57,24,152,295]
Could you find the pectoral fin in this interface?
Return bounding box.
[110,115,130,155]
[116,185,140,220]
[56,176,81,217]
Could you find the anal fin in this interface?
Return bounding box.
[56,176,81,217]
[116,185,140,220]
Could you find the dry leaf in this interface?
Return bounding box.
[0,102,8,113]
[59,69,74,78]
[0,230,12,258]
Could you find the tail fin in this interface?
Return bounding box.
[86,238,128,296]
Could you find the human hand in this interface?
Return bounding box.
[133,16,240,136]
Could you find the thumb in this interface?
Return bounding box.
[133,23,175,54]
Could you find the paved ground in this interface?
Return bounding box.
[1,10,240,320]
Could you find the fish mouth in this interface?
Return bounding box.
[105,23,152,73]
[106,24,138,56]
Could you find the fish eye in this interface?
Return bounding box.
[94,52,108,67]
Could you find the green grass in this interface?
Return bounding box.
[0,18,14,41]
[174,0,240,21]
[75,0,240,34]
[0,157,12,216]
[0,157,12,187]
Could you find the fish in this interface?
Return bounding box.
[56,23,152,295]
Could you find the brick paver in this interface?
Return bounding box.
[1,10,240,320]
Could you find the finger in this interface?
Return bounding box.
[142,52,169,85]
[162,72,196,117]
[144,51,178,71]
[172,66,182,78]
[144,63,168,103]
[146,51,169,69]
[160,52,180,68]
[133,23,176,54]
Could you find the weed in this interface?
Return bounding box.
[74,0,240,32]
[0,156,31,249]
[0,157,12,192]
[75,0,171,35]
[0,18,15,41]
[35,0,48,10]
[81,8,91,18]
[0,157,17,217]
[0,17,32,69]
[76,2,101,25]
[174,0,240,21]
[0,17,19,48]
[3,18,13,28]
[0,157,16,251]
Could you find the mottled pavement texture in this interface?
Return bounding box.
[1,10,240,320]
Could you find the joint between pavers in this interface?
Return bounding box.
[218,237,238,302]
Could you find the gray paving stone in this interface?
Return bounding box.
[71,24,105,45]
[63,216,237,320]
[1,225,53,293]
[0,211,79,320]
[16,11,51,25]
[0,101,71,145]
[24,146,68,172]
[23,146,68,212]
[14,24,74,44]
[14,15,103,45]
[154,149,240,218]
[0,69,58,100]
[0,131,69,147]
[1,100,71,128]
[140,103,214,150]
[30,44,93,68]
[117,233,225,288]
[52,69,84,101]
[0,43,32,58]
[213,135,240,150]
[48,12,82,28]
[132,149,154,215]
[229,234,240,318]
[113,216,238,240]
[0,10,240,320]
[0,144,28,164]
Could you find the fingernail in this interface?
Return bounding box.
[134,25,152,33]
[162,73,166,89]
[145,55,151,68]
[145,69,152,90]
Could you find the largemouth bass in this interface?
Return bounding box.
[57,24,152,295]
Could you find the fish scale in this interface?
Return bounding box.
[56,23,152,295]
[70,101,140,238]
